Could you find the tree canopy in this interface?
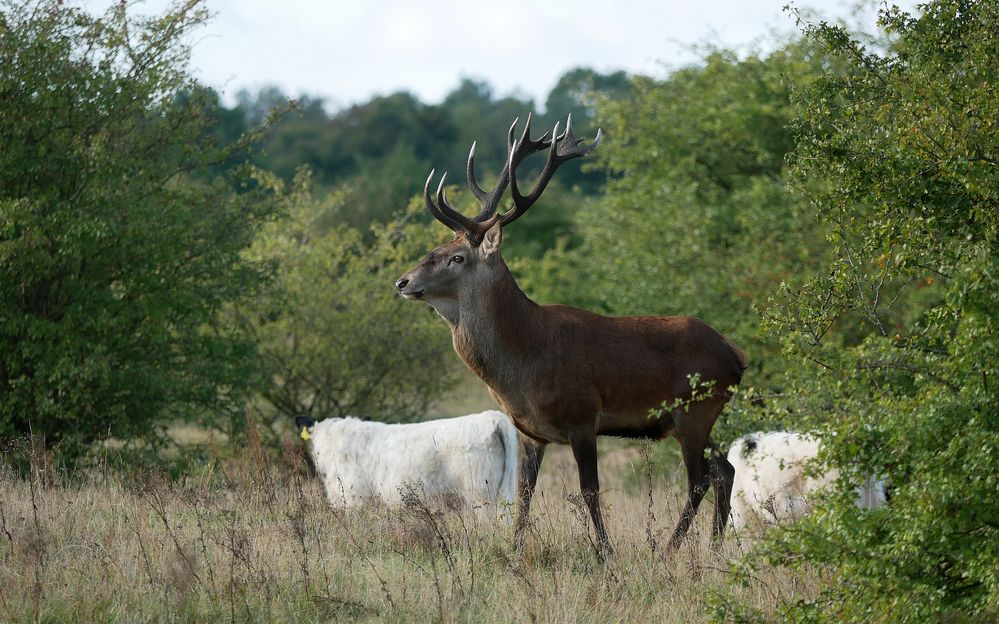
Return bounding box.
[0,1,278,456]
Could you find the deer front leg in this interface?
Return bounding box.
[569,430,612,555]
[513,436,546,549]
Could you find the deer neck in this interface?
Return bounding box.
[450,258,543,388]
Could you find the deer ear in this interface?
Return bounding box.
[481,222,502,257]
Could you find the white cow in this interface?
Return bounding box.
[727,431,885,532]
[296,410,518,518]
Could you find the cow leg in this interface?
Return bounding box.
[569,429,612,555]
[513,436,546,548]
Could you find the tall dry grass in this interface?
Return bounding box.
[0,433,819,623]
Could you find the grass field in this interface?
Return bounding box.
[0,424,821,624]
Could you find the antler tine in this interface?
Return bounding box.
[467,114,551,224]
[513,112,553,166]
[464,117,519,222]
[500,120,557,228]
[498,113,555,205]
[556,112,602,157]
[435,173,480,233]
[518,112,553,151]
[424,169,475,234]
[556,112,571,141]
[466,141,490,204]
[498,116,601,228]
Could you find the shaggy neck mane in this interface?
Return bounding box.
[452,257,544,386]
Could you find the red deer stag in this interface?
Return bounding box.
[395,115,747,553]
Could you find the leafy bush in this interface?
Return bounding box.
[0,1,279,458]
[236,170,455,426]
[719,2,999,620]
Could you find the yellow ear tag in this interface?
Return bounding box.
[300,426,311,441]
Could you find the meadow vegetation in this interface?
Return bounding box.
[0,432,817,623]
[1,0,997,621]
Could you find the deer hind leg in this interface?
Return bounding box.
[667,400,727,551]
[568,429,612,555]
[513,436,546,549]
[708,439,736,541]
[667,440,711,552]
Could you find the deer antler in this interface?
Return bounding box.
[500,114,602,228]
[423,114,600,242]
[466,114,552,222]
[424,170,479,234]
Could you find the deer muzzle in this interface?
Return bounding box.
[395,276,424,299]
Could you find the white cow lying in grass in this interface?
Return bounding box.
[296,410,518,518]
[727,431,885,532]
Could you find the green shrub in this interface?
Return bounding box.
[0,1,278,459]
[720,2,999,620]
[236,170,455,426]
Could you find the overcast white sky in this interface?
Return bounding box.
[83,0,917,110]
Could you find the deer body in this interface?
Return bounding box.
[445,258,743,444]
[397,115,746,553]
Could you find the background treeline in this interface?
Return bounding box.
[209,70,629,249]
[1,0,996,621]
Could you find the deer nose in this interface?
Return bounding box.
[395,278,409,291]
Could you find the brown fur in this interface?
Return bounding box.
[398,233,746,554]
[400,111,745,552]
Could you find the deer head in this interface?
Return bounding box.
[395,114,601,321]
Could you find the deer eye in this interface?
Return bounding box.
[450,255,464,265]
